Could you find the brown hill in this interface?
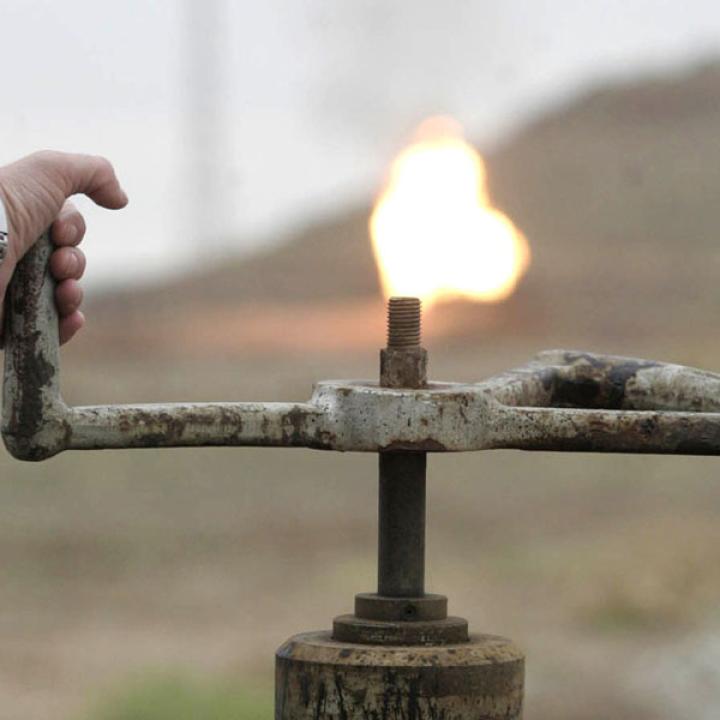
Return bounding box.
[84,61,720,363]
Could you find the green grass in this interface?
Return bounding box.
[83,673,272,720]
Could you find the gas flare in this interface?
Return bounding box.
[370,117,530,307]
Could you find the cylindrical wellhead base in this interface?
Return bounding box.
[275,631,524,719]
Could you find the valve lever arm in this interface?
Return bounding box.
[6,233,720,460]
[68,402,325,452]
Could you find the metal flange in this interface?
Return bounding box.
[354,592,448,622]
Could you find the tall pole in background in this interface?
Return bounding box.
[184,0,228,252]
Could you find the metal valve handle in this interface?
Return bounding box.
[5,232,720,461]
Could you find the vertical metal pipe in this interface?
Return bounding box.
[378,452,426,596]
[378,297,428,598]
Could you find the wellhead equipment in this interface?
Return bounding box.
[6,233,720,718]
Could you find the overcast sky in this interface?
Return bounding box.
[3,0,720,287]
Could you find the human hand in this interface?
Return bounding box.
[0,151,128,344]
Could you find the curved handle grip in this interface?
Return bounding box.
[2,231,68,460]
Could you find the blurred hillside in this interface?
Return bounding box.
[84,61,720,367]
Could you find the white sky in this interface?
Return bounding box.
[2,0,720,287]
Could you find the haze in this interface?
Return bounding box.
[2,0,719,287]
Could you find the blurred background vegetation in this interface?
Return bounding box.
[81,675,271,720]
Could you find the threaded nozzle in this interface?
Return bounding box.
[386,297,422,349]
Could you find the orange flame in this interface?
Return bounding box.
[370,117,530,307]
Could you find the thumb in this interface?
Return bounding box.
[50,151,129,210]
[0,151,128,261]
[20,150,129,210]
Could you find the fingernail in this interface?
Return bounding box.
[65,250,79,274]
[64,224,78,244]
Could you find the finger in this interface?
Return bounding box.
[59,310,85,346]
[50,246,86,280]
[63,153,129,209]
[55,279,84,317]
[51,201,86,247]
[31,150,129,210]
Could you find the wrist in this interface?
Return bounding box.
[0,192,19,300]
[0,197,7,254]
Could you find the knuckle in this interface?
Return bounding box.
[92,155,114,177]
[31,149,63,166]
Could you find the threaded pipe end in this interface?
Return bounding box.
[387,297,422,349]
